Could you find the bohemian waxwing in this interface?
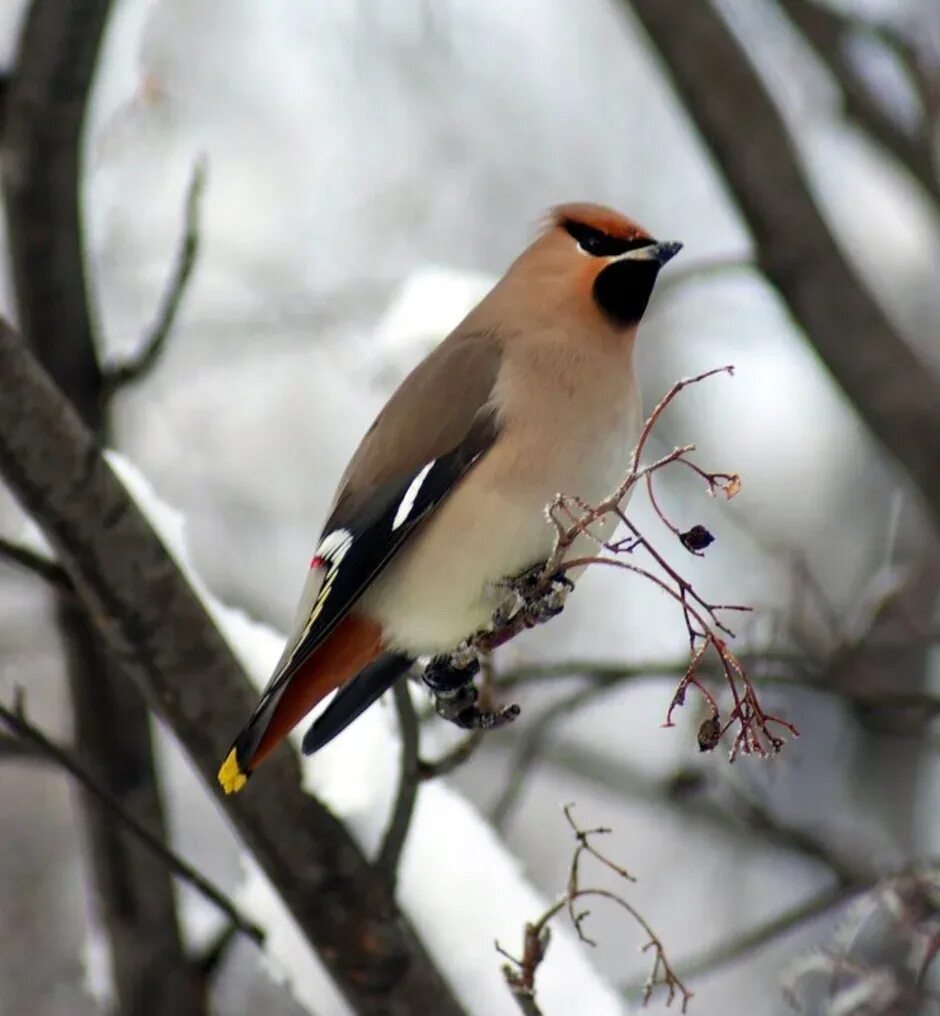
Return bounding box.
[219,202,681,793]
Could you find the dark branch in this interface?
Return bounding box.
[0,74,8,137]
[0,695,265,945]
[0,731,50,761]
[1,4,203,1009]
[623,0,940,534]
[377,678,421,890]
[489,684,599,831]
[0,535,72,592]
[779,0,938,202]
[418,731,483,780]
[0,317,464,1015]
[103,158,206,395]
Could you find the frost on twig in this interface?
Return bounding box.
[497,804,692,1014]
[469,365,799,761]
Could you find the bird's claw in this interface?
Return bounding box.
[421,650,521,731]
[422,649,480,692]
[510,568,574,628]
[435,681,521,730]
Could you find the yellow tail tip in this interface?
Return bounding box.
[218,748,248,794]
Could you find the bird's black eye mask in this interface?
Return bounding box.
[563,219,652,258]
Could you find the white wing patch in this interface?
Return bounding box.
[315,528,354,562]
[393,462,435,531]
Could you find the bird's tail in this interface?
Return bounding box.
[217,613,383,794]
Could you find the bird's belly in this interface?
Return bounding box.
[361,423,634,656]
[362,484,554,654]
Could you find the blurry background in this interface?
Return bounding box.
[0,0,938,1013]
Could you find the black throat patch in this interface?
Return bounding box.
[592,258,661,327]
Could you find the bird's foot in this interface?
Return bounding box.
[507,566,574,628]
[422,649,521,731]
[422,647,480,692]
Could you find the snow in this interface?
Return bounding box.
[80,925,114,1009]
[104,451,624,1014]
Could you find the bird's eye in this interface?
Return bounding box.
[563,220,653,258]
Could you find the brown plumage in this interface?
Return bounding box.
[218,203,681,793]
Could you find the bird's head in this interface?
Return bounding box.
[503,203,682,332]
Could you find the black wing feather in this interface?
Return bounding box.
[281,406,497,680]
[301,652,414,756]
[237,406,499,760]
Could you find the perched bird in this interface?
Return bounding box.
[218,203,681,794]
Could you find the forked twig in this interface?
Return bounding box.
[471,365,798,760]
[498,804,692,1013]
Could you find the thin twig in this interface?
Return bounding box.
[0,731,50,761]
[0,696,264,946]
[0,535,72,593]
[490,684,600,830]
[499,804,691,1012]
[377,679,421,890]
[103,157,206,394]
[418,731,483,780]
[623,881,862,995]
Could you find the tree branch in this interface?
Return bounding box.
[377,678,421,891]
[103,157,206,395]
[2,5,203,1011]
[623,881,860,996]
[500,805,691,1013]
[622,0,940,533]
[778,0,938,203]
[0,535,72,593]
[0,694,264,945]
[0,316,464,1015]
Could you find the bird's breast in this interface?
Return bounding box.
[362,380,642,656]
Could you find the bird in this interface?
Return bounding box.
[218,202,681,794]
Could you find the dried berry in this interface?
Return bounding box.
[680,525,715,553]
[697,715,722,752]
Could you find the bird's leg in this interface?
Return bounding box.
[422,647,520,730]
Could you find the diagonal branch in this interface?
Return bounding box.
[622,0,940,534]
[377,678,421,890]
[0,695,264,945]
[0,535,72,593]
[2,4,202,1011]
[0,315,464,1015]
[779,0,938,202]
[103,157,206,395]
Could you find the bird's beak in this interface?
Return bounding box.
[621,240,683,266]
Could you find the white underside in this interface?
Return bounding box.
[361,400,640,655]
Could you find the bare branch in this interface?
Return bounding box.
[377,678,421,890]
[103,157,207,395]
[0,693,265,945]
[0,317,465,1015]
[418,731,483,780]
[0,731,50,761]
[2,5,203,1009]
[450,367,798,770]
[624,881,860,996]
[0,535,72,592]
[622,0,940,534]
[499,805,691,1013]
[779,0,939,202]
[490,684,599,830]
